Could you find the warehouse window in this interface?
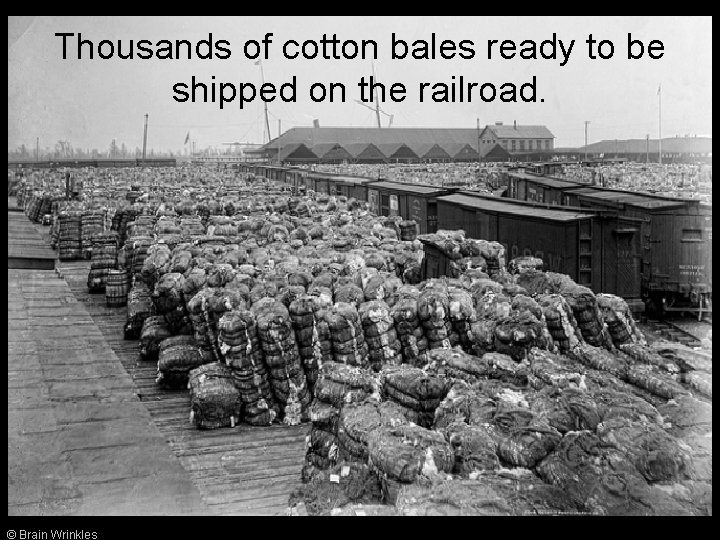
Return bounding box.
[681,229,703,242]
[537,140,542,149]
[502,140,508,147]
[519,140,525,151]
[511,140,516,151]
[545,140,550,150]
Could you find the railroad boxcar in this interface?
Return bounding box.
[325,175,375,201]
[366,181,456,234]
[506,171,582,205]
[562,187,712,315]
[435,193,646,307]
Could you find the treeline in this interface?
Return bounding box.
[8,139,181,161]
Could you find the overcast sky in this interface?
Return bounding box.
[8,16,712,152]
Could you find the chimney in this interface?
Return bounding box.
[495,122,503,126]
[313,119,320,129]
[514,120,517,129]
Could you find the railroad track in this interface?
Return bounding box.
[642,318,707,348]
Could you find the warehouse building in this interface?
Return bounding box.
[477,122,555,155]
[259,124,554,163]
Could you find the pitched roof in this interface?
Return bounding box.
[343,142,387,160]
[278,143,317,162]
[309,143,339,158]
[263,127,538,151]
[410,143,452,159]
[439,194,593,222]
[486,125,555,139]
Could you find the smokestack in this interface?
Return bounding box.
[514,120,517,129]
[313,119,320,129]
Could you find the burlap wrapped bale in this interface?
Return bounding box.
[596,293,646,348]
[124,282,154,340]
[623,363,684,400]
[217,309,277,426]
[527,347,584,390]
[568,343,630,379]
[493,406,562,468]
[508,256,544,274]
[447,287,477,352]
[433,380,498,430]
[619,343,679,375]
[367,423,454,491]
[156,336,205,389]
[493,311,547,361]
[359,300,401,371]
[312,362,379,410]
[560,284,613,349]
[538,294,584,352]
[536,430,690,515]
[188,363,243,429]
[598,418,692,484]
[289,295,333,393]
[289,462,383,516]
[442,421,500,476]
[324,302,369,368]
[139,316,172,361]
[337,400,409,463]
[394,473,580,516]
[590,388,662,426]
[474,240,506,279]
[418,286,452,350]
[186,288,216,363]
[204,286,248,361]
[423,347,488,384]
[141,243,172,289]
[288,270,313,290]
[381,364,450,410]
[253,299,311,425]
[153,272,191,335]
[391,296,428,367]
[333,284,365,308]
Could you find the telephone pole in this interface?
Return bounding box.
[36,137,39,162]
[476,118,481,164]
[584,121,590,162]
[658,84,662,164]
[646,134,650,163]
[142,113,149,159]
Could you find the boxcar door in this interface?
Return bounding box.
[614,226,642,299]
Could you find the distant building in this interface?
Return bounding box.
[478,122,555,155]
[258,126,554,163]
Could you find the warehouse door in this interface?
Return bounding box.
[614,228,641,299]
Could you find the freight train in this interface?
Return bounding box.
[239,163,712,316]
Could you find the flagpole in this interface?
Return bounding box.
[658,84,662,164]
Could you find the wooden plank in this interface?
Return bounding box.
[58,261,309,515]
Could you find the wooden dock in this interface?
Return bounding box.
[8,211,56,270]
[8,209,308,515]
[57,260,308,515]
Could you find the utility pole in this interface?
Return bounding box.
[257,61,271,143]
[36,137,39,162]
[658,84,662,164]
[476,118,481,165]
[372,62,382,129]
[646,134,650,163]
[584,121,590,162]
[142,113,149,159]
